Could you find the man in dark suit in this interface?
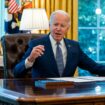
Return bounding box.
[13,10,105,78]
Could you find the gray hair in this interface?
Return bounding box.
[49,10,70,26]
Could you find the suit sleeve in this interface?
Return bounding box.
[13,41,33,78]
[78,44,105,76]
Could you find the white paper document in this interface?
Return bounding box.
[48,76,105,83]
[77,76,105,81]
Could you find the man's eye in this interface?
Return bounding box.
[61,25,65,27]
[61,25,66,28]
[54,24,58,26]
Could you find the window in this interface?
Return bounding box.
[78,0,105,76]
[0,0,5,37]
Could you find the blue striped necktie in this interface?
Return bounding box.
[56,42,64,76]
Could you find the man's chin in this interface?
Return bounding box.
[55,37,62,42]
[55,34,62,38]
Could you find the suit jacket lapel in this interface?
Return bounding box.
[44,35,60,76]
[63,39,74,76]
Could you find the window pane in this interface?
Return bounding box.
[99,30,105,61]
[0,0,5,37]
[78,0,97,27]
[0,1,2,35]
[100,0,105,26]
[79,29,97,61]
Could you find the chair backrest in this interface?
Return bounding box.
[1,33,46,78]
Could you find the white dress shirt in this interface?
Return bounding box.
[25,34,67,68]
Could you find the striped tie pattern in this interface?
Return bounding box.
[56,42,64,76]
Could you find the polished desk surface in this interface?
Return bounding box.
[0,78,105,105]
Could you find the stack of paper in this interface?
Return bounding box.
[35,76,105,89]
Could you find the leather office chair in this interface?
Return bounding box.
[1,33,45,78]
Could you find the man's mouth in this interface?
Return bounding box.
[55,33,61,35]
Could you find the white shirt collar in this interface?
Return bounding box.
[49,34,64,46]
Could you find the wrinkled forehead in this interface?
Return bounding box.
[50,12,70,26]
[54,13,69,20]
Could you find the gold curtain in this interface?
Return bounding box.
[32,0,78,76]
[32,0,78,40]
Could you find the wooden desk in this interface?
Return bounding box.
[0,78,105,105]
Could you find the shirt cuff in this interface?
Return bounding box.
[25,58,34,69]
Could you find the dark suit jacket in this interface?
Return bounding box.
[13,35,105,78]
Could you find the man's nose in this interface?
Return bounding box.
[56,26,61,30]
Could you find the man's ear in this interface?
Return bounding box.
[67,25,70,30]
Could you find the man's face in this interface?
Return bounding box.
[49,13,70,42]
